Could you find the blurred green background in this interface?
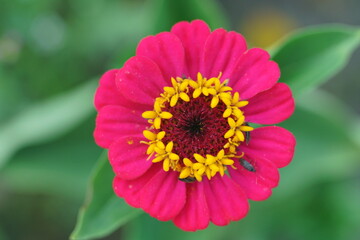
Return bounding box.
[1,0,360,240]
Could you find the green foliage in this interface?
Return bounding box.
[279,90,360,198]
[1,116,101,199]
[0,80,96,168]
[150,0,229,33]
[271,25,360,96]
[70,152,142,240]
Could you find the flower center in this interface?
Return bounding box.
[141,73,253,182]
[161,94,228,158]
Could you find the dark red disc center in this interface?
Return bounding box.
[160,95,229,159]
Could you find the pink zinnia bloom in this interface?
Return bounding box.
[94,20,296,231]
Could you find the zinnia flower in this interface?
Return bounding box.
[94,20,296,231]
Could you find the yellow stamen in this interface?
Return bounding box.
[151,141,180,172]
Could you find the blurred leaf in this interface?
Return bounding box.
[277,89,360,198]
[0,67,26,122]
[270,25,360,96]
[0,117,100,199]
[0,80,96,168]
[70,151,142,240]
[69,0,150,56]
[0,226,9,240]
[150,0,229,33]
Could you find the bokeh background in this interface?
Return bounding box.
[1,0,360,239]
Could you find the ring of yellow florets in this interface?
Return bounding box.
[141,73,253,182]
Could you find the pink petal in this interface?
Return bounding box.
[200,29,247,80]
[173,182,210,231]
[136,32,186,81]
[94,69,123,111]
[109,136,152,180]
[243,83,295,124]
[229,158,279,201]
[140,171,186,221]
[230,48,280,99]
[94,105,146,148]
[171,20,211,79]
[203,175,249,226]
[117,56,168,106]
[113,165,162,208]
[240,126,296,168]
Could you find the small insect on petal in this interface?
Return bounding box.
[179,176,196,183]
[245,131,251,145]
[240,159,256,172]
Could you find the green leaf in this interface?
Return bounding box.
[277,89,360,198]
[0,226,9,240]
[0,80,96,169]
[70,151,142,240]
[270,25,360,96]
[0,117,100,199]
[150,0,229,33]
